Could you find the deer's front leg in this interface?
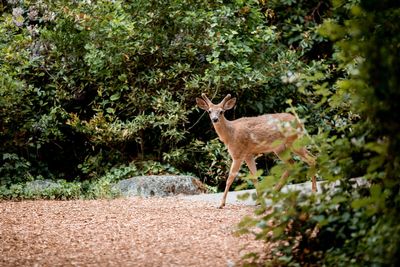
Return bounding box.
[219,159,242,209]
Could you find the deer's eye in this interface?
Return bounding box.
[208,110,211,114]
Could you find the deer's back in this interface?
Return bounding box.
[228,113,301,156]
[231,113,297,131]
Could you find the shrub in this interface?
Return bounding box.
[239,0,400,266]
[1,0,331,189]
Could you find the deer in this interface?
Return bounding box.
[196,93,316,208]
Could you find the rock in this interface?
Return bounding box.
[113,175,207,197]
[25,179,61,193]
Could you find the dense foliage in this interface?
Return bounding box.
[238,0,400,266]
[1,0,399,265]
[0,0,329,190]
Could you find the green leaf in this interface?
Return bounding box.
[332,195,347,204]
[110,93,120,101]
[351,197,371,209]
[106,107,115,114]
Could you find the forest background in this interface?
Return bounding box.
[1,0,399,265]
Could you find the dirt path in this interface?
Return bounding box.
[0,197,265,267]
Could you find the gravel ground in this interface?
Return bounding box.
[0,197,265,267]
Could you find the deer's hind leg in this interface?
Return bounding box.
[293,147,315,166]
[245,156,258,187]
[273,151,295,192]
[274,149,294,191]
[245,156,262,205]
[293,147,317,192]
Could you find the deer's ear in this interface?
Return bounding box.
[196,97,209,111]
[223,98,236,110]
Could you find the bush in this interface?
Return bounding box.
[1,0,331,190]
[239,0,400,266]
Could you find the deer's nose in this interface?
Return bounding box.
[212,117,219,123]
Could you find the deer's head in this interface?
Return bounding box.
[196,94,236,124]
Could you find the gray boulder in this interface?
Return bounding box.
[25,179,61,193]
[113,175,207,197]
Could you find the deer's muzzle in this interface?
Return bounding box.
[212,117,219,123]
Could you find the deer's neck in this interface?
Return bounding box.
[213,116,233,145]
